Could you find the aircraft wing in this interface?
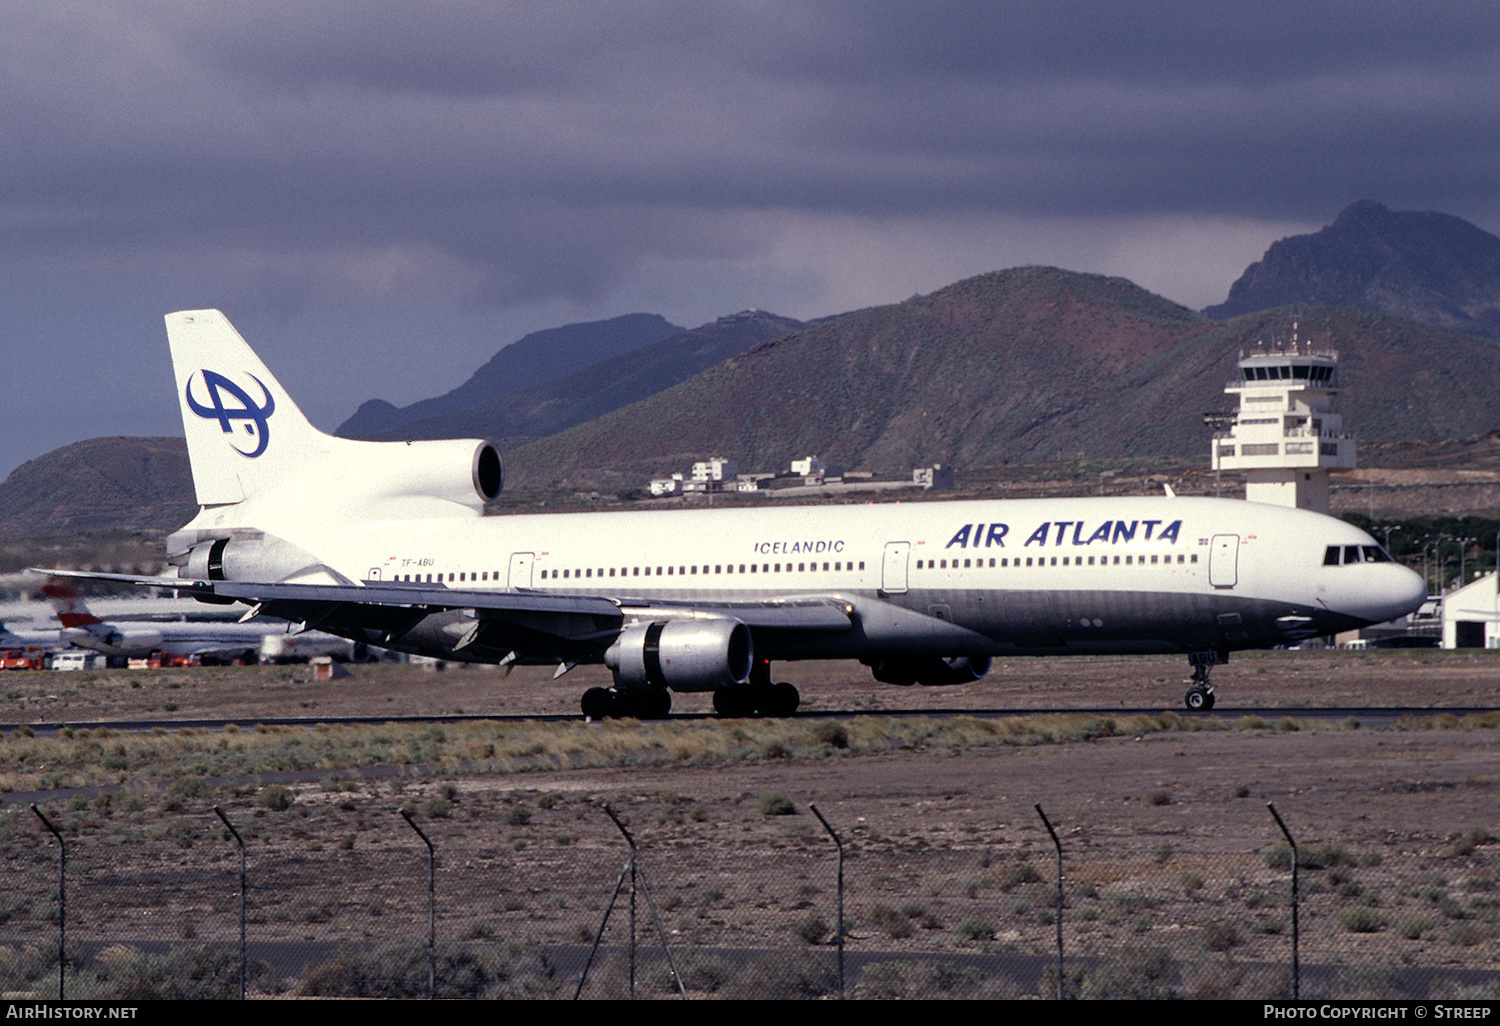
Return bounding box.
[33,570,856,659]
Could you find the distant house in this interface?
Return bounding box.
[649,473,684,496]
[913,464,954,490]
[1441,574,1500,648]
[691,457,738,482]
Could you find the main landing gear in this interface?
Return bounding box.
[1183,651,1220,711]
[580,686,671,720]
[712,660,801,718]
[578,661,802,719]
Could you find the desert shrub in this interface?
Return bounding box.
[954,915,994,942]
[256,784,294,811]
[86,945,251,1000]
[757,792,795,816]
[1262,841,1351,871]
[722,954,836,1000]
[1078,945,1177,1000]
[866,905,914,939]
[999,861,1042,889]
[1339,906,1387,933]
[1398,917,1433,940]
[795,915,829,945]
[806,722,849,749]
[855,961,990,1000]
[298,943,551,1000]
[1202,920,1240,952]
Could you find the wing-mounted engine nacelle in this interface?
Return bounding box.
[604,619,753,692]
[178,534,342,586]
[870,655,992,686]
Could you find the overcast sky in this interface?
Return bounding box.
[4,1,1499,480]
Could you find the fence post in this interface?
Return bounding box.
[1267,803,1300,999]
[29,805,64,1001]
[575,803,685,999]
[1034,803,1064,1000]
[399,809,437,1000]
[212,806,247,1000]
[809,804,844,1000]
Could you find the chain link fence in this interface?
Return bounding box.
[3,787,1498,999]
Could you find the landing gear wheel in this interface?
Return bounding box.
[713,685,756,718]
[637,688,672,720]
[759,681,800,717]
[1184,687,1215,711]
[581,687,614,720]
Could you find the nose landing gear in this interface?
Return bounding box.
[1183,651,1220,711]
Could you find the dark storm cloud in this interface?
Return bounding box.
[4,1,1500,480]
[6,1,1498,307]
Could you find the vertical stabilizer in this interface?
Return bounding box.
[167,310,328,506]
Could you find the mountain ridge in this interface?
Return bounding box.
[1205,200,1500,336]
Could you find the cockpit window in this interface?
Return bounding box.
[1324,545,1395,566]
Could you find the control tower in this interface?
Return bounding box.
[1209,325,1356,513]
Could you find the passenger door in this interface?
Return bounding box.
[507,552,535,590]
[882,541,911,595]
[1209,534,1239,588]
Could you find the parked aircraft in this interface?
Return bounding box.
[42,310,1426,715]
[42,580,354,665]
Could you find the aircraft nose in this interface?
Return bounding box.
[1378,564,1428,621]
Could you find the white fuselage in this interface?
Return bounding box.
[197,492,1424,662]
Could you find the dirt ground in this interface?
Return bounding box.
[3,649,1499,998]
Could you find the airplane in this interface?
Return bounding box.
[0,617,56,669]
[40,309,1427,715]
[41,579,356,665]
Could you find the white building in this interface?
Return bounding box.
[648,473,684,496]
[691,457,738,483]
[1440,573,1500,648]
[913,464,954,490]
[1209,330,1356,513]
[790,456,825,477]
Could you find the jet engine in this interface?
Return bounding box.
[869,655,992,686]
[604,619,753,691]
[177,533,333,584]
[350,438,503,509]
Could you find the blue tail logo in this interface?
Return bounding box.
[185,370,276,458]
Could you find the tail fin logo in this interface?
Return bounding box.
[185,370,276,457]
